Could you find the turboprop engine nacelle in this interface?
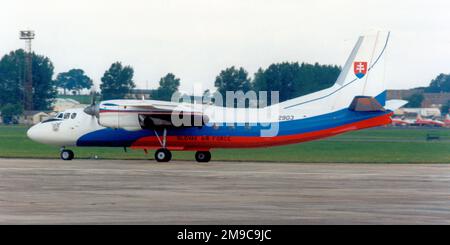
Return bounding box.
[89,101,209,131]
[98,104,142,131]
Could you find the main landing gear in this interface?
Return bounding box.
[154,149,211,163]
[154,128,172,162]
[153,128,211,162]
[195,151,211,162]
[60,148,74,161]
[155,148,172,162]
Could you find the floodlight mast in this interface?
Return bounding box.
[20,30,35,111]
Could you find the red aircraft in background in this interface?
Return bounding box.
[444,114,450,127]
[391,117,412,126]
[415,115,445,127]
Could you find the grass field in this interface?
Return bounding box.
[0,125,449,163]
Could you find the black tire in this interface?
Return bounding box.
[195,151,211,162]
[155,148,172,162]
[60,149,74,161]
[165,149,172,162]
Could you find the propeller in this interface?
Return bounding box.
[84,89,99,118]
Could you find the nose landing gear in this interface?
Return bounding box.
[60,149,74,161]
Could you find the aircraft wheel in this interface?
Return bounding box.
[195,151,211,162]
[60,149,74,161]
[155,148,172,162]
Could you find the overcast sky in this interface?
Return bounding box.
[1,0,450,93]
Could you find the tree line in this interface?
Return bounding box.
[0,49,342,115]
[0,50,55,122]
[214,63,341,105]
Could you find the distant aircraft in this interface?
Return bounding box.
[27,31,407,162]
[445,114,450,127]
[391,117,413,126]
[415,114,445,127]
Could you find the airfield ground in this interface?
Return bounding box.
[0,159,450,224]
[0,126,449,224]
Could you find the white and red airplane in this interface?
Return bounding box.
[444,114,450,127]
[415,115,445,127]
[391,117,413,126]
[27,32,407,162]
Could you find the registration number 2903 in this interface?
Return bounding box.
[279,115,294,121]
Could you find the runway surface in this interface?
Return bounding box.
[0,158,450,224]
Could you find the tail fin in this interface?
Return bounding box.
[333,31,390,107]
[279,31,390,112]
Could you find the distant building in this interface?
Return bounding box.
[387,88,425,101]
[394,108,441,117]
[421,93,450,108]
[19,111,52,125]
[127,89,156,99]
[52,98,86,112]
[387,89,450,108]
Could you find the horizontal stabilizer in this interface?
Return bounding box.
[385,100,408,111]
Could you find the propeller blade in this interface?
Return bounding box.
[85,89,99,117]
[90,88,97,105]
[84,104,99,117]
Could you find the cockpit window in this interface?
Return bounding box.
[71,113,77,119]
[63,113,70,119]
[57,113,63,119]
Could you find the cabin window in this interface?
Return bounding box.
[63,113,70,119]
[57,113,63,119]
[245,123,251,130]
[71,113,77,119]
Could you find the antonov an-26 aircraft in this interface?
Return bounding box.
[27,32,407,162]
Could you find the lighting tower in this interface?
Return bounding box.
[19,30,35,111]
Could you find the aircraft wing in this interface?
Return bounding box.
[98,100,208,130]
[104,100,179,110]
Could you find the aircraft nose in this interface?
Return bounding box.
[27,124,43,143]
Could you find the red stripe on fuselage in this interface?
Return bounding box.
[130,113,392,151]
